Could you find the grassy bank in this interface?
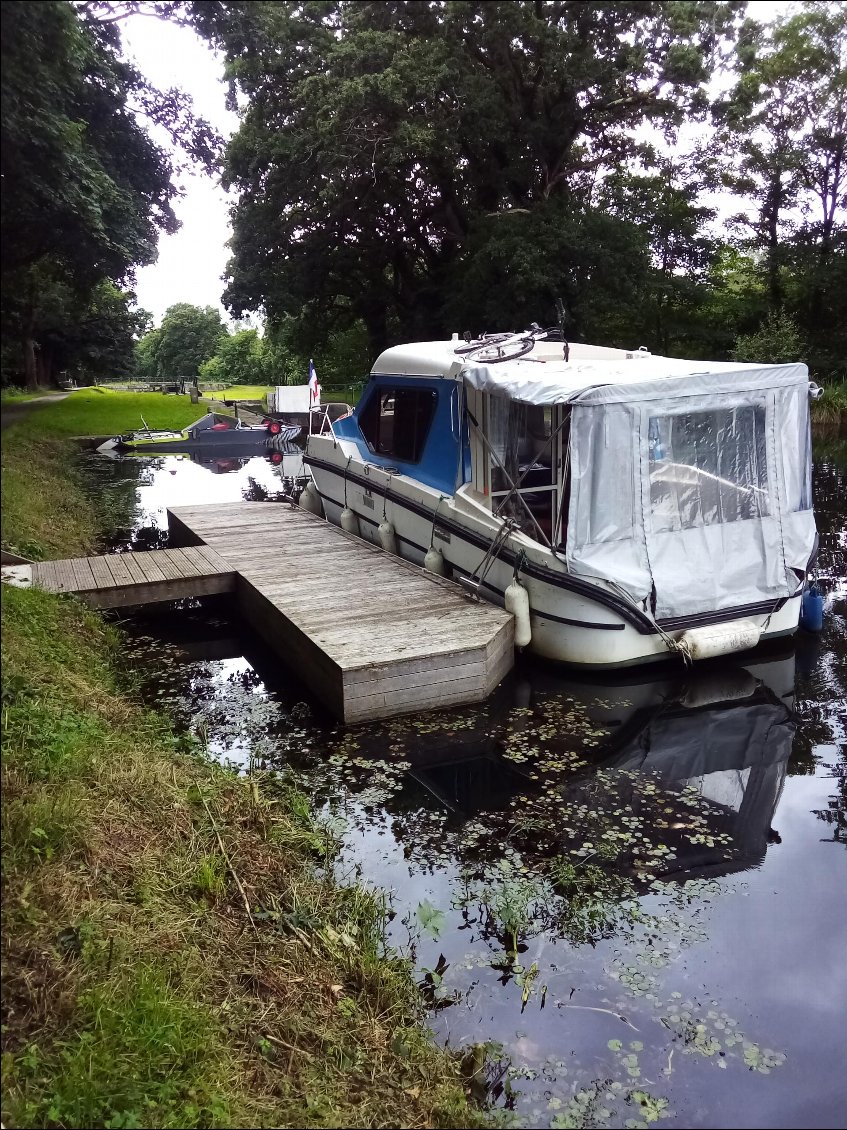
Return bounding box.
[1,394,484,1128]
[1,431,99,560]
[1,587,480,1129]
[204,384,273,402]
[1,390,203,560]
[9,387,203,437]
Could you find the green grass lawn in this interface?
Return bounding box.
[5,386,204,438]
[322,384,363,406]
[203,384,272,402]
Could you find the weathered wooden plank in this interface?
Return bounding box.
[66,557,98,592]
[344,655,488,702]
[344,672,491,724]
[120,553,152,585]
[181,545,229,574]
[294,593,470,635]
[484,630,515,694]
[154,552,186,582]
[133,552,169,583]
[316,612,504,660]
[247,572,425,607]
[80,572,234,610]
[344,644,489,688]
[103,553,135,588]
[87,555,117,590]
[33,559,73,593]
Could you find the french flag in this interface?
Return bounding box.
[308,359,321,405]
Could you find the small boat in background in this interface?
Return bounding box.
[96,412,301,455]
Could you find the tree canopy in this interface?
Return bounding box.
[197,0,844,381]
[0,0,217,387]
[2,1,844,388]
[136,304,229,380]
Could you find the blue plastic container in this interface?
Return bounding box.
[800,584,824,633]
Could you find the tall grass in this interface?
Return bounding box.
[1,586,483,1129]
[811,380,847,429]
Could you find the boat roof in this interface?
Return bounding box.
[371,339,809,405]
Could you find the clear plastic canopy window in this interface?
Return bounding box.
[556,369,817,620]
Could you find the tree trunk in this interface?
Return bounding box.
[23,336,38,390]
[36,344,56,388]
[361,304,388,357]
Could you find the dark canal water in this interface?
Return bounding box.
[83,439,846,1130]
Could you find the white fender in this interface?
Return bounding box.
[505,579,532,648]
[299,480,323,516]
[340,506,359,536]
[424,546,445,575]
[378,520,397,554]
[678,620,761,662]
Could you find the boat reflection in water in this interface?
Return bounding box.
[98,440,308,479]
[370,649,795,883]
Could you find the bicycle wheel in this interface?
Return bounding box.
[464,335,535,364]
[453,332,512,356]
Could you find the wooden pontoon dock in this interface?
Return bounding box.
[2,502,514,723]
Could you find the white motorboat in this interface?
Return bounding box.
[303,329,819,668]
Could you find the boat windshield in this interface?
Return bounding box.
[466,389,568,546]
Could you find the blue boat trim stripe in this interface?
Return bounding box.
[306,458,791,635]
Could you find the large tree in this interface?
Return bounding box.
[715,1,847,378]
[0,0,217,387]
[198,0,744,354]
[138,303,229,380]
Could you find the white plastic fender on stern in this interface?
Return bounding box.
[424,546,445,575]
[378,520,397,554]
[505,578,532,648]
[678,620,761,661]
[340,507,359,535]
[299,481,323,516]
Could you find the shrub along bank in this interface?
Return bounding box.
[0,401,484,1128]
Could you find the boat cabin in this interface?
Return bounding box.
[332,339,816,622]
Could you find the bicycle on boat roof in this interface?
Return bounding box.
[454,323,569,364]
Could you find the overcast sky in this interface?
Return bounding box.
[122,2,799,327]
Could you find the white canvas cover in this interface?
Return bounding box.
[460,355,806,406]
[561,364,815,620]
[268,385,313,413]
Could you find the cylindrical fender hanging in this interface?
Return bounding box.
[299,481,323,516]
[424,545,445,574]
[378,520,397,553]
[505,577,532,648]
[340,507,359,535]
[800,583,824,632]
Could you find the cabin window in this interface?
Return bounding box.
[648,405,770,532]
[359,386,437,464]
